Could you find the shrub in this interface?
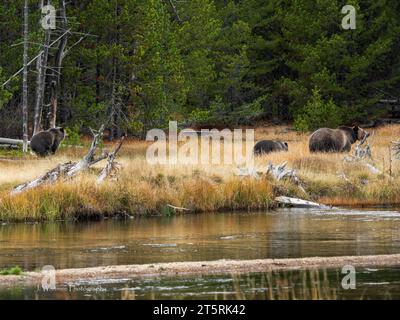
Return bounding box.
[294,88,343,132]
[63,125,82,146]
[0,266,22,276]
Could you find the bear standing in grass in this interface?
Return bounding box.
[309,126,369,153]
[30,127,66,157]
[253,140,288,155]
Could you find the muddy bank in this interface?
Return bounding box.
[1,254,400,288]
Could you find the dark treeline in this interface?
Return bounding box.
[1,0,400,139]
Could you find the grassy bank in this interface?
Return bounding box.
[0,125,399,222]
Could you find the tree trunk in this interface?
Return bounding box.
[22,0,29,152]
[34,2,51,134]
[108,62,117,141]
[49,0,68,128]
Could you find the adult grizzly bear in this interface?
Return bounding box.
[254,140,288,155]
[30,127,66,157]
[309,126,369,153]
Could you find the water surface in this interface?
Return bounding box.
[1,267,400,300]
[1,208,400,271]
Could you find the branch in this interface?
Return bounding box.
[97,136,125,183]
[1,29,71,88]
[11,125,106,195]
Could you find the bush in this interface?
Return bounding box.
[294,88,343,132]
[63,126,82,146]
[0,266,22,276]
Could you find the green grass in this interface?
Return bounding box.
[0,266,23,276]
[0,148,24,158]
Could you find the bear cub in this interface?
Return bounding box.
[30,127,66,157]
[253,140,288,155]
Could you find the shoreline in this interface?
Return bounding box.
[1,254,400,288]
[1,124,400,222]
[1,201,400,223]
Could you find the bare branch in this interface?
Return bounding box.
[97,136,125,183]
[1,29,71,88]
[12,125,106,195]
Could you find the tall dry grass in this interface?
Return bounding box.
[0,124,399,221]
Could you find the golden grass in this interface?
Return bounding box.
[0,124,400,221]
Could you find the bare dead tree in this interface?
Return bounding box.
[236,161,306,193]
[11,124,122,195]
[392,141,400,160]
[97,136,125,183]
[34,0,52,134]
[22,0,29,153]
[1,30,70,88]
[49,0,69,128]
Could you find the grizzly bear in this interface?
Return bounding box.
[30,127,66,157]
[309,126,369,153]
[253,140,288,155]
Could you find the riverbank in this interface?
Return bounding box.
[0,124,399,222]
[1,254,400,288]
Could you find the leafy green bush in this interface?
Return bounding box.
[63,125,82,146]
[188,108,212,125]
[294,88,343,132]
[0,266,22,276]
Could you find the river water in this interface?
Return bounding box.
[1,208,400,299]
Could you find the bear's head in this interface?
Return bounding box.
[276,141,288,151]
[353,125,369,142]
[49,127,66,144]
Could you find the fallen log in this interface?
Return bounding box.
[166,204,190,212]
[11,125,122,195]
[343,132,383,175]
[236,162,306,192]
[236,167,260,180]
[0,138,27,146]
[275,196,329,208]
[12,161,75,194]
[65,126,106,178]
[266,162,306,193]
[393,141,400,160]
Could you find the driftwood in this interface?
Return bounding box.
[344,131,373,162]
[0,138,26,146]
[275,196,328,208]
[166,204,190,212]
[267,162,306,192]
[97,136,125,183]
[266,162,306,193]
[392,141,400,160]
[343,132,381,174]
[236,167,260,180]
[236,162,306,192]
[12,125,123,195]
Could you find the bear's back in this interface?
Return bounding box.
[254,140,287,155]
[30,131,55,156]
[309,128,347,152]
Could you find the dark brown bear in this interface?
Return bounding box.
[253,140,288,155]
[309,126,369,153]
[30,127,66,157]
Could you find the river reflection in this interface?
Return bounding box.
[1,267,400,300]
[1,208,400,271]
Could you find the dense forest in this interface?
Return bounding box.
[1,0,400,139]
